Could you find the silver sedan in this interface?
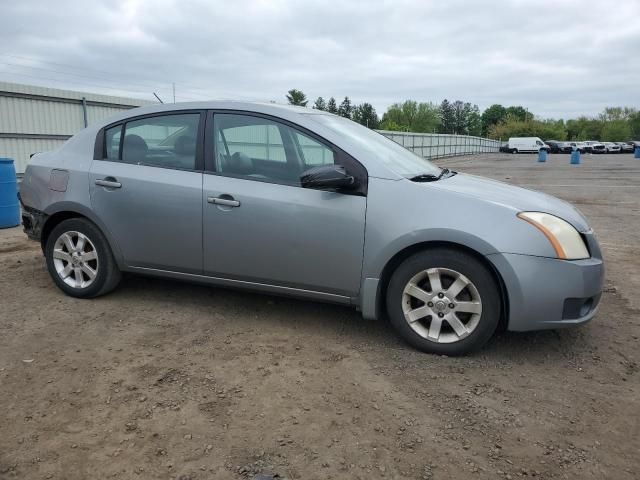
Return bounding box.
[19,102,604,355]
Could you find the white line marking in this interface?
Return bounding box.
[516,184,639,188]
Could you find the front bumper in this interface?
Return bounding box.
[487,237,604,332]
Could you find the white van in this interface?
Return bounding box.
[508,137,550,153]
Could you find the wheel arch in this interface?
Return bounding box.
[41,202,124,267]
[374,241,509,331]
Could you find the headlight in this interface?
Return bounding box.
[517,212,589,260]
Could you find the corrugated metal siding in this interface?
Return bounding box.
[86,105,136,125]
[0,81,155,107]
[0,95,85,135]
[0,138,67,165]
[0,81,155,173]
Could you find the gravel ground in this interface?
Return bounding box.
[1,153,638,479]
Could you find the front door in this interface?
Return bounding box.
[89,112,204,274]
[202,113,367,296]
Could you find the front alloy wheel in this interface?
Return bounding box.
[386,248,501,355]
[402,268,482,344]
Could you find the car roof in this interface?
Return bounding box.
[101,100,324,124]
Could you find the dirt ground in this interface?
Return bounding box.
[1,153,638,480]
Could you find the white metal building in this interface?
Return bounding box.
[0,81,155,173]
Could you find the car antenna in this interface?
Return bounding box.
[153,92,164,104]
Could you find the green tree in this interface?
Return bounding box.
[413,102,440,132]
[378,119,403,131]
[488,118,566,141]
[537,119,568,140]
[338,97,353,118]
[451,100,465,134]
[467,104,482,136]
[601,120,632,141]
[286,89,308,107]
[505,106,533,122]
[327,97,338,114]
[313,96,326,111]
[439,99,455,133]
[380,100,439,133]
[629,111,640,139]
[599,106,636,122]
[352,103,379,128]
[481,104,507,135]
[566,117,603,140]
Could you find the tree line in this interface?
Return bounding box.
[286,89,379,129]
[285,89,640,141]
[486,106,640,142]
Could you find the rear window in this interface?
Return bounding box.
[122,113,200,170]
[101,113,201,170]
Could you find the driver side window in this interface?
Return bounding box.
[213,113,335,186]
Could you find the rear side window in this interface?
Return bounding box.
[104,125,122,160]
[122,113,200,170]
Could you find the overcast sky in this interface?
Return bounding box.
[1,0,639,118]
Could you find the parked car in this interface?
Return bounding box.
[585,141,606,154]
[546,141,572,153]
[507,137,551,153]
[18,102,604,356]
[569,141,589,153]
[615,142,634,153]
[545,140,559,153]
[499,142,511,153]
[603,142,621,153]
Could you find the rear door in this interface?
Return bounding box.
[202,112,367,297]
[89,111,204,273]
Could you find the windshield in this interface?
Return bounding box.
[308,114,441,177]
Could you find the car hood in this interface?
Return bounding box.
[427,173,590,232]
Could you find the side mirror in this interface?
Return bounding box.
[300,165,356,190]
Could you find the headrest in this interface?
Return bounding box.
[175,136,196,156]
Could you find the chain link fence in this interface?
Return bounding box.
[377,130,501,160]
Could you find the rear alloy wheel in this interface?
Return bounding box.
[52,231,99,289]
[386,249,501,355]
[45,218,121,298]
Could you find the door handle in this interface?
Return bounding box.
[207,196,240,207]
[95,178,122,189]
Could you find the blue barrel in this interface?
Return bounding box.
[570,150,581,165]
[538,149,547,162]
[635,146,640,159]
[0,158,20,228]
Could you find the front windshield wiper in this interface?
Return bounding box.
[409,168,456,182]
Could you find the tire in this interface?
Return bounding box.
[45,218,121,298]
[511,148,518,154]
[386,248,501,355]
